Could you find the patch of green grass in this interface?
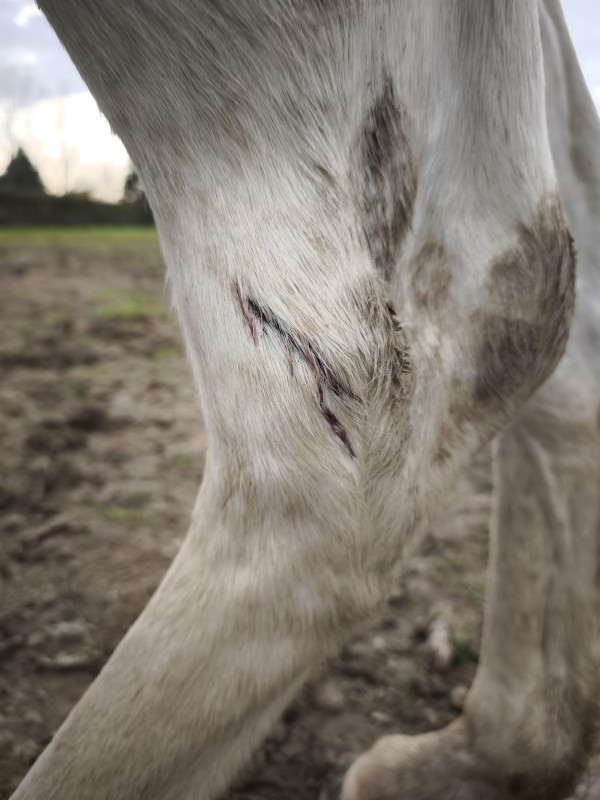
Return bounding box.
[453,634,479,666]
[173,453,194,470]
[0,225,158,246]
[151,344,183,361]
[62,378,89,397]
[103,505,145,523]
[94,288,166,321]
[43,309,72,325]
[433,549,468,580]
[394,684,412,702]
[102,489,152,524]
[0,226,161,269]
[70,326,99,343]
[468,580,486,609]
[129,489,152,507]
[84,362,109,376]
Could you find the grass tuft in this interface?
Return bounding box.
[102,489,152,524]
[453,634,479,665]
[94,289,164,321]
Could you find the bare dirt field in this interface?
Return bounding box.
[0,229,597,799]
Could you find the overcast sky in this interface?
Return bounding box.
[0,0,85,103]
[1,0,599,199]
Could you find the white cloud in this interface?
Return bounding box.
[14,3,42,27]
[7,48,39,66]
[0,92,131,201]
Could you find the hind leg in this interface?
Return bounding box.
[342,388,600,800]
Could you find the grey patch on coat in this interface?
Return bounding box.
[410,241,452,310]
[474,193,576,414]
[361,78,417,283]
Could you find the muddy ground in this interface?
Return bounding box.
[0,231,598,799]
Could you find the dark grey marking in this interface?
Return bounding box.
[410,241,452,310]
[432,420,458,466]
[474,315,540,405]
[474,194,576,413]
[361,78,417,283]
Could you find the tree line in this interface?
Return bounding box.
[0,148,153,226]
